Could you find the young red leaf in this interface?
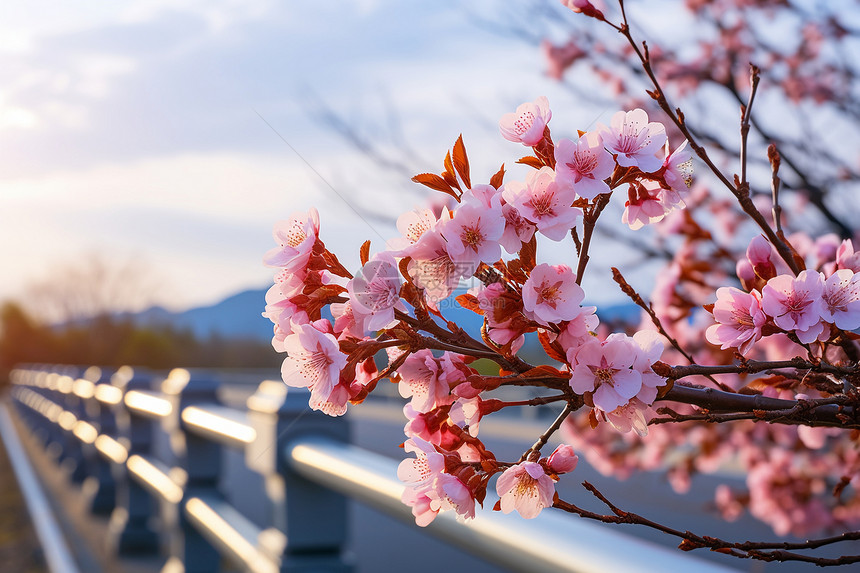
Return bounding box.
[538,330,567,363]
[412,172,454,193]
[443,151,461,191]
[489,163,505,189]
[519,234,537,273]
[455,293,484,314]
[516,156,544,169]
[359,240,371,266]
[452,134,471,189]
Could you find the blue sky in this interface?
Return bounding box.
[0,0,658,315]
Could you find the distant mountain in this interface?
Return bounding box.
[127,287,639,343]
[131,288,273,341]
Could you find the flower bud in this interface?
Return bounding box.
[747,235,776,280]
[546,444,579,474]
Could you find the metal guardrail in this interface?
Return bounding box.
[5,364,739,573]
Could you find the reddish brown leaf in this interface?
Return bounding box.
[455,293,483,314]
[442,170,460,191]
[489,163,505,189]
[519,234,537,273]
[538,330,567,363]
[588,409,599,429]
[516,156,544,169]
[443,151,461,192]
[702,303,715,314]
[452,134,471,189]
[412,172,454,193]
[522,364,567,378]
[359,240,371,266]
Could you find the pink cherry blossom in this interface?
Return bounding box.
[263,271,305,350]
[560,0,605,19]
[522,263,584,325]
[820,269,860,330]
[263,208,320,273]
[569,335,642,412]
[398,437,445,488]
[427,473,476,522]
[281,321,346,410]
[761,271,824,332]
[631,329,666,404]
[388,208,436,252]
[461,184,502,210]
[449,396,483,436]
[502,167,581,241]
[621,180,681,230]
[347,252,403,333]
[705,287,767,355]
[600,109,667,173]
[440,201,505,266]
[499,96,551,146]
[401,486,437,527]
[499,200,536,254]
[496,461,555,519]
[554,131,614,199]
[404,228,469,305]
[397,349,452,413]
[746,235,777,280]
[556,305,599,351]
[330,299,364,340]
[836,239,860,272]
[546,444,579,474]
[660,140,693,193]
[603,398,650,436]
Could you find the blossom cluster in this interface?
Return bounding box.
[707,235,860,354]
[261,97,685,526]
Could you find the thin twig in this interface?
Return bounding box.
[739,64,760,188]
[552,482,860,566]
[519,401,577,462]
[614,0,800,275]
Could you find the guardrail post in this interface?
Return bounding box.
[65,367,95,483]
[108,366,160,555]
[82,366,120,515]
[161,368,222,573]
[246,381,352,572]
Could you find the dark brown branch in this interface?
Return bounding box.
[615,0,800,275]
[520,401,578,462]
[553,482,860,566]
[739,64,760,188]
[575,193,611,285]
[659,383,858,429]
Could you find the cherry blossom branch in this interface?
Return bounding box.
[575,193,611,285]
[614,0,801,276]
[652,395,851,427]
[494,394,571,408]
[739,64,760,188]
[553,482,860,566]
[658,383,858,430]
[520,400,578,462]
[767,144,784,237]
[394,309,535,374]
[653,358,859,379]
[722,81,853,239]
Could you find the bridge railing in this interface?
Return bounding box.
[6,364,737,573]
